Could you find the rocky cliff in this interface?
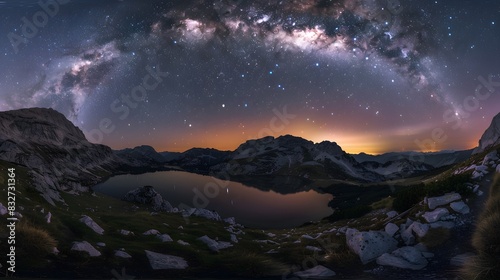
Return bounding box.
[473,112,500,154]
[0,108,165,205]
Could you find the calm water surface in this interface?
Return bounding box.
[93,171,333,228]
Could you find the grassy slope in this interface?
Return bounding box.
[0,160,363,279]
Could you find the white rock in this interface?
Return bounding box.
[96,242,106,247]
[115,250,132,258]
[385,223,399,236]
[0,203,7,216]
[497,164,500,173]
[427,193,461,210]
[198,235,233,252]
[400,226,416,246]
[294,265,336,278]
[410,222,429,238]
[144,250,188,270]
[377,246,428,270]
[119,229,133,236]
[143,229,160,235]
[45,212,52,223]
[224,217,236,225]
[450,253,475,266]
[301,234,315,240]
[422,208,450,223]
[157,234,173,242]
[482,151,499,165]
[177,240,190,246]
[230,234,238,243]
[71,241,101,257]
[475,165,489,173]
[52,247,60,255]
[450,201,470,214]
[346,230,398,264]
[178,226,183,230]
[386,211,398,219]
[472,171,483,179]
[306,246,322,252]
[79,215,104,235]
[267,232,276,238]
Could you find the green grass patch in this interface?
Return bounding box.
[370,196,394,210]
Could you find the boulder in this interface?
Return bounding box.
[482,151,499,165]
[144,250,188,270]
[123,186,173,212]
[45,212,52,223]
[143,229,160,235]
[346,229,398,264]
[294,265,336,278]
[385,223,399,236]
[119,229,133,236]
[186,208,221,221]
[301,234,315,240]
[386,211,398,219]
[197,235,233,252]
[422,208,450,223]
[177,240,190,246]
[400,224,416,246]
[79,215,104,235]
[230,234,238,243]
[377,246,428,270]
[71,241,101,257]
[450,201,470,214]
[224,217,236,225]
[115,250,132,258]
[427,193,461,210]
[96,242,106,247]
[410,222,429,238]
[157,234,173,242]
[450,253,475,266]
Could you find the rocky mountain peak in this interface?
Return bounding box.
[0,107,86,146]
[473,112,500,154]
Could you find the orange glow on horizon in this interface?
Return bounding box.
[105,118,484,155]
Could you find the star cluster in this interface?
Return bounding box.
[0,0,499,154]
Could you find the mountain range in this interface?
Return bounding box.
[1,108,499,206]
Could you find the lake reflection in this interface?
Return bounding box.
[93,171,333,229]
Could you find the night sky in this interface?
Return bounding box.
[1,0,499,154]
